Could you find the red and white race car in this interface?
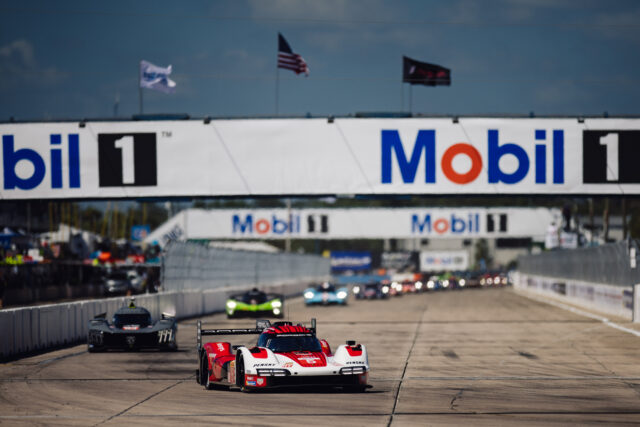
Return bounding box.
[196,318,369,392]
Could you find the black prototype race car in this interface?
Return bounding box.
[87,299,177,352]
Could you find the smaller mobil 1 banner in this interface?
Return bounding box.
[420,250,469,272]
[583,130,640,184]
[331,251,372,271]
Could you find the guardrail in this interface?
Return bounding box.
[0,281,310,360]
[515,240,640,321]
[513,272,636,320]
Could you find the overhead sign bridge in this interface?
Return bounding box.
[1,117,639,199]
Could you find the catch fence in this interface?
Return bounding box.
[518,239,640,286]
[162,242,330,291]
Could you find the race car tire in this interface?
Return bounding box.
[87,345,102,353]
[236,353,251,392]
[199,353,210,388]
[344,385,366,393]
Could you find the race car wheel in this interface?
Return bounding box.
[236,354,250,392]
[199,353,210,388]
[87,344,102,353]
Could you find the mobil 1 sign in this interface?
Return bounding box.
[2,118,640,199]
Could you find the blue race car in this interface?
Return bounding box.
[303,282,349,306]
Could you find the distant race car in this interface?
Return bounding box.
[226,288,284,319]
[353,282,389,299]
[102,269,143,296]
[196,318,369,392]
[87,299,177,352]
[303,282,349,305]
[387,280,403,296]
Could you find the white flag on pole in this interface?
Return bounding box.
[139,60,176,93]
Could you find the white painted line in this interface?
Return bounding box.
[520,291,640,338]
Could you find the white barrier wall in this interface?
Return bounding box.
[0,281,311,360]
[514,271,636,320]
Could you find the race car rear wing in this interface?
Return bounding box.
[197,318,317,350]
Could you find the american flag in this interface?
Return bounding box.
[278,33,309,76]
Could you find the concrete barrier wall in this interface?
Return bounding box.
[0,281,310,360]
[513,271,636,320]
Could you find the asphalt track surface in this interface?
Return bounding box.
[2,287,640,426]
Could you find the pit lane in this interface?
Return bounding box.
[2,288,640,426]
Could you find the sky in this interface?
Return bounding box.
[1,0,640,121]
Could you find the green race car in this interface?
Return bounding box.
[226,288,284,319]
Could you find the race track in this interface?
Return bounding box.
[2,288,640,426]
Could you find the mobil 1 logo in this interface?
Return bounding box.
[98,133,157,187]
[583,130,640,183]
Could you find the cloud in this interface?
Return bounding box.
[0,39,66,89]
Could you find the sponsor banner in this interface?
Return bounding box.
[419,250,469,271]
[2,118,640,199]
[381,252,416,271]
[145,207,558,245]
[131,225,150,242]
[330,251,372,271]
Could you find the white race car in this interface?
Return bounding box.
[196,318,369,392]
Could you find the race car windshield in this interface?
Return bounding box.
[113,313,152,328]
[316,284,336,292]
[258,335,322,353]
[242,291,268,304]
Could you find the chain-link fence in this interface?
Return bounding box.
[518,239,640,286]
[161,242,331,291]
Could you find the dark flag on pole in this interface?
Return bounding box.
[278,33,309,76]
[403,56,450,86]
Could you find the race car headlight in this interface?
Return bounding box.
[443,280,449,287]
[337,291,348,299]
[226,300,236,309]
[304,291,314,299]
[392,282,400,290]
[273,308,281,315]
[272,301,282,308]
[353,286,360,294]
[415,281,423,289]
[487,278,493,285]
[502,277,508,285]
[427,280,435,289]
[480,278,486,285]
[459,279,466,287]
[339,366,366,375]
[382,286,389,294]
[256,368,290,377]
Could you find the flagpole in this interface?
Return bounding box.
[275,67,280,116]
[138,61,143,115]
[409,85,413,115]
